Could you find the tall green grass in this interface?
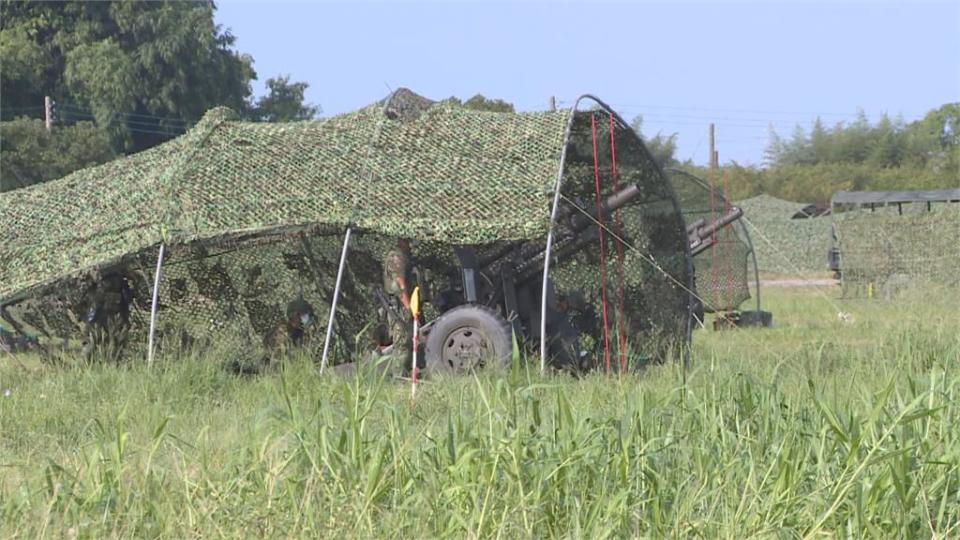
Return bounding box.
[1,287,958,537]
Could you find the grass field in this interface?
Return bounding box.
[1,284,958,538]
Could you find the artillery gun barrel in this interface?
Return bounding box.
[479,183,645,272]
[567,184,642,233]
[687,206,743,257]
[685,218,707,235]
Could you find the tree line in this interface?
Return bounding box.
[641,104,959,202]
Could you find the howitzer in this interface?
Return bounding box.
[420,180,746,375]
[422,184,668,376]
[508,184,743,283]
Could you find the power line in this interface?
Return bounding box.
[607,102,926,120]
[1,106,45,112]
[58,109,186,134]
[59,102,189,125]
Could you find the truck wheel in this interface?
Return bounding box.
[424,305,512,374]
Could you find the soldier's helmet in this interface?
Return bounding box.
[286,298,315,328]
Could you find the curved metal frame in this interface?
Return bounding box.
[540,96,696,369]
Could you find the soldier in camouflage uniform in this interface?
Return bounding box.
[82,271,135,361]
[284,298,315,347]
[264,298,316,362]
[381,238,413,371]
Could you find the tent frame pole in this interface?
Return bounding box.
[320,227,352,373]
[147,243,165,366]
[539,100,583,372]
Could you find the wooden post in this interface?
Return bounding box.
[44,96,52,132]
[709,123,715,170]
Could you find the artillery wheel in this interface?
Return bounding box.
[424,305,512,374]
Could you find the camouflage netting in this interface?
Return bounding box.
[548,108,691,363]
[667,169,755,313]
[736,194,832,274]
[0,89,692,365]
[833,201,960,297]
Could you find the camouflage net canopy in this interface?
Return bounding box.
[736,194,832,274]
[0,89,692,365]
[667,170,756,313]
[832,192,960,298]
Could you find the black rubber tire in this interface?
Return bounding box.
[424,304,512,374]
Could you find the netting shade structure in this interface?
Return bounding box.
[0,89,693,367]
[830,190,960,297]
[666,169,758,314]
[1,95,569,303]
[736,194,833,274]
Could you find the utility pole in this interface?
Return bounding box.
[44,96,53,132]
[709,123,716,171]
[548,96,556,112]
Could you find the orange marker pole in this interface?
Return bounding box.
[410,287,421,399]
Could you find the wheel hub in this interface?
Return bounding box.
[441,326,492,371]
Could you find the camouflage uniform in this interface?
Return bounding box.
[264,298,315,361]
[382,243,413,369]
[82,272,134,361]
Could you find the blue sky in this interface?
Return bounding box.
[216,1,960,166]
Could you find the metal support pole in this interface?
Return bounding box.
[320,227,352,373]
[44,96,52,132]
[147,243,165,366]
[539,96,586,373]
[539,228,557,373]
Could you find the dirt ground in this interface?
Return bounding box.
[759,278,838,287]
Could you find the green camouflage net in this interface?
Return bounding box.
[667,169,754,313]
[0,90,570,304]
[736,194,832,274]
[833,202,960,297]
[0,90,692,366]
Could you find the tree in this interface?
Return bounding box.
[248,76,320,122]
[903,103,960,171]
[630,115,678,167]
[1,1,321,192]
[809,117,830,163]
[0,117,114,192]
[0,1,256,153]
[447,94,515,113]
[763,124,787,167]
[833,109,871,163]
[867,113,904,168]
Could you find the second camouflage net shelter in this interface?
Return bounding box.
[735,194,833,274]
[831,189,960,297]
[0,89,694,369]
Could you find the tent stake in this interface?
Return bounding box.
[320,227,352,373]
[147,243,165,366]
